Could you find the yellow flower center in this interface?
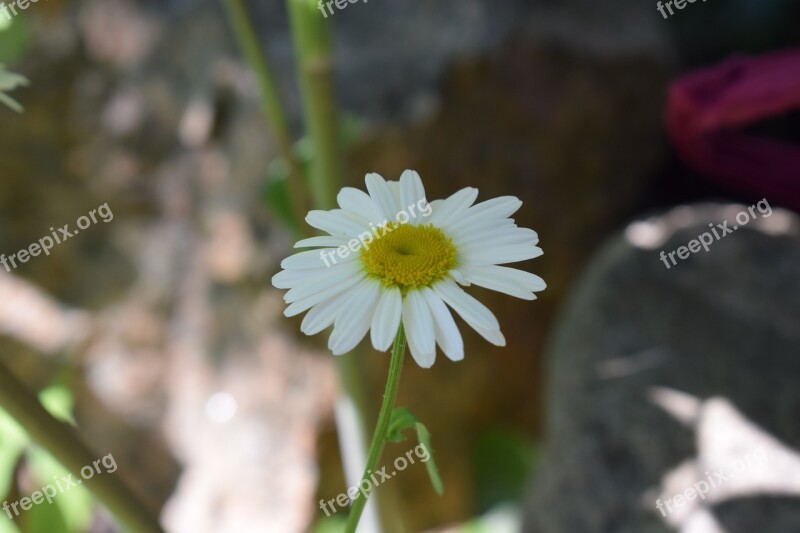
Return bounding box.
[360,223,457,290]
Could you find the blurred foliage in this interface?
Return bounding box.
[0,12,29,113]
[263,116,363,232]
[472,430,536,514]
[311,515,347,533]
[0,13,29,64]
[0,64,28,113]
[0,383,95,533]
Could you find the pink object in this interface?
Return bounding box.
[666,48,800,209]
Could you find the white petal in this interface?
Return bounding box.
[387,180,401,203]
[453,227,538,249]
[370,287,402,352]
[398,170,427,224]
[293,236,348,248]
[450,218,516,239]
[306,210,370,237]
[402,291,436,368]
[460,265,546,300]
[421,288,463,361]
[466,196,523,221]
[449,269,466,284]
[301,290,352,335]
[272,268,319,289]
[428,187,479,227]
[432,278,505,346]
[365,173,400,220]
[447,216,518,241]
[281,249,347,270]
[284,273,365,317]
[337,187,385,225]
[284,261,362,303]
[460,244,543,266]
[328,279,382,355]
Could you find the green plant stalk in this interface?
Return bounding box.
[285,0,340,209]
[222,0,310,225]
[0,359,163,533]
[283,1,386,525]
[345,326,406,533]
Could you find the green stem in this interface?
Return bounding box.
[285,0,341,209]
[222,0,310,226]
[0,359,162,533]
[345,326,406,533]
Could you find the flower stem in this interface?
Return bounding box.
[222,0,310,227]
[345,326,406,533]
[0,359,162,533]
[285,0,341,209]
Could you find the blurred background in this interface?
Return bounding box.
[0,0,798,532]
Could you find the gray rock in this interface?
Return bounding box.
[521,203,800,533]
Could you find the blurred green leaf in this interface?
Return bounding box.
[20,490,70,533]
[311,514,347,533]
[262,113,364,233]
[472,430,536,513]
[26,446,93,532]
[0,383,92,532]
[0,14,30,65]
[0,514,21,533]
[0,64,28,113]
[38,385,75,426]
[0,403,28,503]
[263,158,300,233]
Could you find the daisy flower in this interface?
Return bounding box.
[271,170,545,367]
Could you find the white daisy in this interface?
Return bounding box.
[271,170,546,368]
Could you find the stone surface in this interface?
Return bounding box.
[521,203,800,532]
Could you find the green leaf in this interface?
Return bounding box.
[26,446,93,532]
[415,422,444,495]
[20,490,70,533]
[0,406,28,500]
[386,407,417,443]
[385,407,444,495]
[0,14,31,64]
[0,512,21,533]
[38,385,76,426]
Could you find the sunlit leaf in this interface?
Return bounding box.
[26,446,93,532]
[0,14,30,64]
[20,490,70,533]
[38,385,75,426]
[0,407,28,500]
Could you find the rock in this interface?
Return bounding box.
[521,203,800,533]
